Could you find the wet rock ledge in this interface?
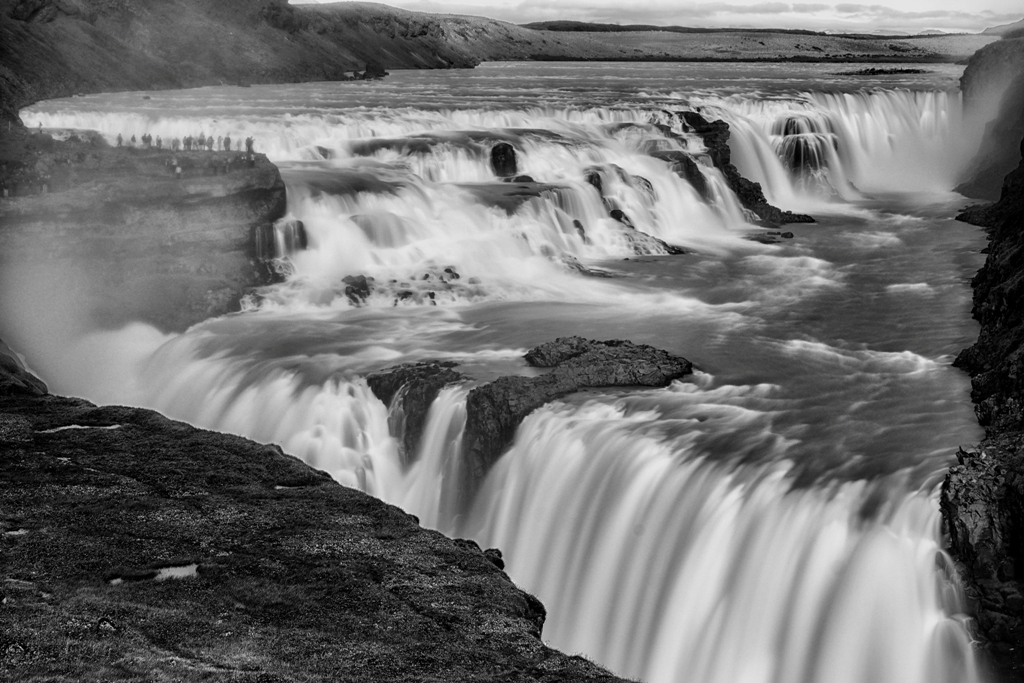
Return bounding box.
[0,341,627,682]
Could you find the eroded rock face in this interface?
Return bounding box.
[0,385,627,682]
[462,337,693,489]
[943,79,1024,678]
[676,111,815,226]
[0,142,286,332]
[366,361,467,463]
[954,138,1024,433]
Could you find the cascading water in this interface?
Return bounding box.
[705,89,976,208]
[13,62,989,683]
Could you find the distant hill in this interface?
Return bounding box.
[521,21,818,36]
[0,0,1002,127]
[982,17,1024,36]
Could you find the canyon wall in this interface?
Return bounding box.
[943,33,1024,680]
[956,35,1024,200]
[0,134,285,333]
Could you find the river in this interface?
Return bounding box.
[17,61,990,683]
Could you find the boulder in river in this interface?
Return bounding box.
[490,142,517,178]
[462,337,693,493]
[342,274,373,304]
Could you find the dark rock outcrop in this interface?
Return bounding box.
[490,142,518,178]
[342,274,374,305]
[462,337,693,489]
[366,361,468,464]
[363,338,692,502]
[954,140,1024,431]
[0,337,47,396]
[651,150,711,200]
[0,346,627,682]
[676,111,815,226]
[0,139,286,333]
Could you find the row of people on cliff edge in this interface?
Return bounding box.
[116,133,255,153]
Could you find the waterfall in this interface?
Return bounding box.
[706,90,973,207]
[12,67,987,683]
[110,339,982,683]
[457,401,979,683]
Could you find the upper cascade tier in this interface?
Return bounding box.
[703,89,976,206]
[21,84,972,313]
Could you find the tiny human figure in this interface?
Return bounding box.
[129,135,136,147]
[116,133,123,147]
[198,133,206,150]
[245,136,254,154]
[37,122,42,134]
[217,135,223,150]
[171,137,180,151]
[206,136,214,151]
[156,135,162,149]
[223,135,231,152]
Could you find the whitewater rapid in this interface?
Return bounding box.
[13,62,990,683]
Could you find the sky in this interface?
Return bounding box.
[293,0,1024,34]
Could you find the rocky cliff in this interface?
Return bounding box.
[942,38,1024,681]
[0,130,285,333]
[956,35,1024,200]
[0,338,627,682]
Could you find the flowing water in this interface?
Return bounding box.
[13,62,991,682]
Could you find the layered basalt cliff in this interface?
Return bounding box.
[0,339,627,683]
[942,36,1024,681]
[0,132,285,333]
